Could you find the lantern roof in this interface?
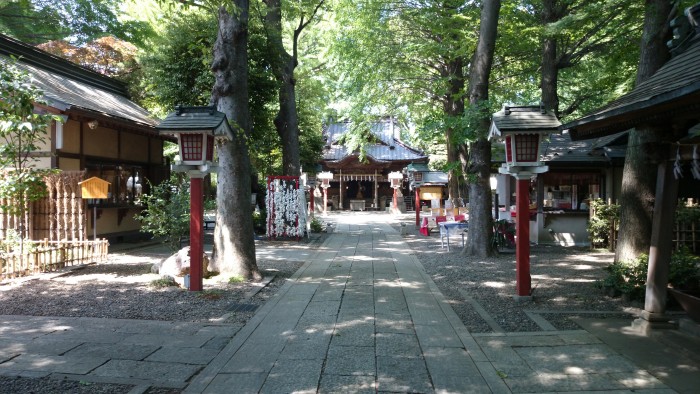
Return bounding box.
[157,106,233,137]
[488,105,561,139]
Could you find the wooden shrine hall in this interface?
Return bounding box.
[317,118,428,212]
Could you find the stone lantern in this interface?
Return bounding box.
[317,171,333,216]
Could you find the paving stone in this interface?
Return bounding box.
[91,359,201,384]
[121,333,212,348]
[375,332,421,357]
[202,336,233,351]
[504,371,628,392]
[374,313,414,334]
[146,346,218,365]
[516,344,639,374]
[0,354,108,374]
[319,373,376,394]
[414,323,462,348]
[609,370,669,390]
[65,343,158,360]
[0,337,81,356]
[376,356,431,393]
[260,358,323,394]
[423,347,491,393]
[203,372,266,394]
[323,345,375,376]
[331,324,375,347]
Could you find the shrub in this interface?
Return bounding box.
[309,217,323,233]
[134,174,190,251]
[599,249,700,301]
[587,199,619,249]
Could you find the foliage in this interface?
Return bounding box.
[587,198,620,249]
[134,174,190,252]
[0,0,153,45]
[0,229,37,254]
[676,203,700,224]
[252,208,266,234]
[228,275,245,284]
[150,276,179,288]
[0,59,58,235]
[599,249,700,301]
[309,216,323,233]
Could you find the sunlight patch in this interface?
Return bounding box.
[482,281,506,288]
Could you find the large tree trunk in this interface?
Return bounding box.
[443,57,465,202]
[615,0,672,263]
[210,2,261,280]
[264,0,301,176]
[462,0,501,257]
[540,0,565,117]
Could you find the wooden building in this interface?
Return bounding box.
[317,118,429,212]
[560,5,700,330]
[0,34,172,242]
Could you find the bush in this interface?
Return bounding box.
[309,217,323,233]
[587,199,619,249]
[599,249,700,301]
[134,174,190,251]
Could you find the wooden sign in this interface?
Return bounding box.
[78,177,110,199]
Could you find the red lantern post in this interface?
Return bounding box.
[157,106,233,292]
[489,105,560,299]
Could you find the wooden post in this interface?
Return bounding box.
[189,176,204,291]
[515,178,531,298]
[635,160,679,329]
[415,187,420,226]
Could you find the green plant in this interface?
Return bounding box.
[0,59,60,256]
[228,275,245,284]
[252,208,266,234]
[309,217,323,233]
[599,249,700,301]
[587,199,619,249]
[134,174,190,251]
[150,276,179,288]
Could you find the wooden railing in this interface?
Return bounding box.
[1,239,109,279]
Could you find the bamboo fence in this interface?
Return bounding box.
[1,239,109,279]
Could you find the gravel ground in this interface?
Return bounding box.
[399,223,643,333]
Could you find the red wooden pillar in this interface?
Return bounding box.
[515,178,530,297]
[189,176,204,291]
[393,188,398,211]
[415,187,420,226]
[310,187,315,217]
[323,187,328,216]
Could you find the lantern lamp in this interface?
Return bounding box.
[157,106,233,171]
[388,171,403,189]
[488,104,560,299]
[488,104,559,174]
[318,171,333,189]
[156,105,233,293]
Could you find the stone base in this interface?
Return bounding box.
[512,295,532,302]
[631,311,678,334]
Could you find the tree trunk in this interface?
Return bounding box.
[462,0,501,257]
[443,57,465,202]
[210,2,261,280]
[615,0,672,263]
[541,37,559,116]
[264,0,301,176]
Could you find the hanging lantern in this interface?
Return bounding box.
[489,105,559,169]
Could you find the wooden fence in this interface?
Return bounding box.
[0,171,86,242]
[1,239,109,279]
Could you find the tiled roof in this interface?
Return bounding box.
[489,105,561,138]
[157,106,230,134]
[562,32,700,139]
[541,132,610,164]
[322,120,427,163]
[0,34,156,128]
